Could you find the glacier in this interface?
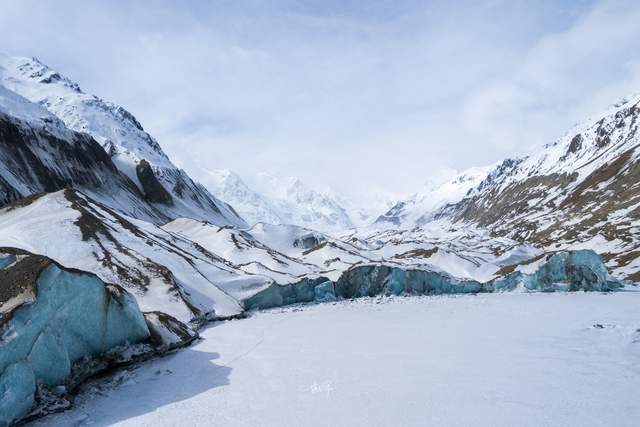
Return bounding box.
[490,250,619,292]
[0,51,637,427]
[0,250,150,426]
[244,250,621,311]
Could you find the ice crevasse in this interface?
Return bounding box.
[0,249,150,426]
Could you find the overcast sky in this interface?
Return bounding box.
[2,0,640,207]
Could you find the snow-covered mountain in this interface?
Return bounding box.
[0,189,262,323]
[0,54,636,285]
[202,169,356,232]
[375,166,492,228]
[200,169,282,226]
[435,95,640,281]
[364,95,640,281]
[0,85,163,217]
[328,189,376,228]
[0,54,245,227]
[0,54,634,426]
[254,172,356,231]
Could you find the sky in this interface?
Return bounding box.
[2,0,640,209]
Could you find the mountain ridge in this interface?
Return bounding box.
[201,168,358,232]
[433,94,640,280]
[0,54,246,228]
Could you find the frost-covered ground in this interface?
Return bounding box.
[34,292,640,427]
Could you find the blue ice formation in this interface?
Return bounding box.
[0,254,16,270]
[490,250,619,292]
[313,280,336,303]
[0,253,149,426]
[243,250,621,311]
[243,277,328,310]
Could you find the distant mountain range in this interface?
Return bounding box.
[374,166,493,228]
[1,54,638,295]
[370,95,640,281]
[200,168,372,232]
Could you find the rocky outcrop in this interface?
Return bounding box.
[437,97,640,280]
[144,311,199,352]
[0,56,247,228]
[0,104,196,226]
[0,113,140,207]
[293,232,326,250]
[136,159,174,205]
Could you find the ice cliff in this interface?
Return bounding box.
[0,248,150,426]
[244,250,622,310]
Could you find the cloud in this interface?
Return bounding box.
[1,0,639,207]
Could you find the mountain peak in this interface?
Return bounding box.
[375,165,493,228]
[0,54,83,93]
[202,169,356,232]
[0,54,246,228]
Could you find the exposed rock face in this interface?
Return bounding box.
[0,189,251,324]
[243,250,621,311]
[375,166,492,228]
[562,134,583,159]
[0,55,247,228]
[293,233,326,250]
[0,248,150,426]
[434,96,640,280]
[0,92,213,226]
[144,311,199,352]
[0,112,140,207]
[136,159,173,205]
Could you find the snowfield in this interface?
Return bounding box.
[34,292,640,427]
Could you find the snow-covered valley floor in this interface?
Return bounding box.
[35,292,640,427]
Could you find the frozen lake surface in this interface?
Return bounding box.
[36,292,640,427]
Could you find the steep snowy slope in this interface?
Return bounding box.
[0,85,168,218]
[0,84,69,137]
[163,218,323,283]
[165,219,378,282]
[203,169,355,232]
[347,218,541,282]
[255,173,355,231]
[375,166,492,228]
[201,169,283,226]
[439,95,640,280]
[0,54,245,227]
[163,216,539,284]
[0,190,269,323]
